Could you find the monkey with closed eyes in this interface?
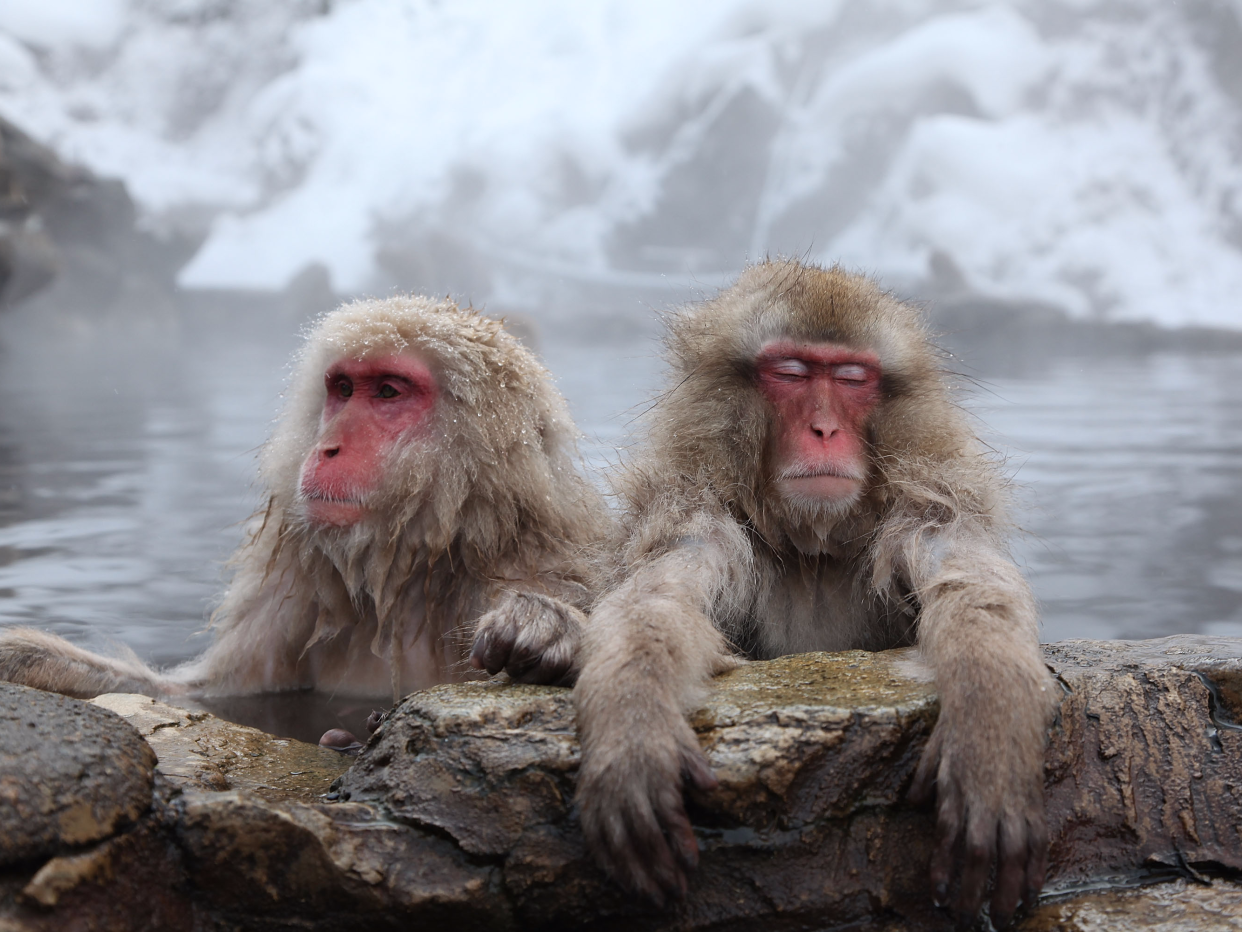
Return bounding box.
[574,260,1055,928]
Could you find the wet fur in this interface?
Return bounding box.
[0,297,607,700]
[575,260,1056,924]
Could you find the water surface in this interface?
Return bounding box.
[1,298,1239,738]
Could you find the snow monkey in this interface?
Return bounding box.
[574,261,1056,928]
[0,296,607,702]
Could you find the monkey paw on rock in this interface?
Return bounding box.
[469,590,585,686]
[575,715,718,905]
[908,722,1048,929]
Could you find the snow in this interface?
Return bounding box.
[1,0,1241,327]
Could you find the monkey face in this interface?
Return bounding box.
[754,340,881,511]
[297,352,439,526]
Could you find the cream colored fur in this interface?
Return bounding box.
[0,296,607,701]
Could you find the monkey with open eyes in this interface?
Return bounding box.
[574,260,1056,928]
[0,296,607,702]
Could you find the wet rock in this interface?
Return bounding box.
[1041,637,1242,890]
[1022,878,1242,931]
[0,683,155,866]
[0,816,193,932]
[338,649,945,929]
[91,694,351,803]
[331,637,1242,930]
[173,791,507,929]
[5,638,1242,931]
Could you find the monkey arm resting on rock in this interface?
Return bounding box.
[0,295,608,702]
[573,260,1057,928]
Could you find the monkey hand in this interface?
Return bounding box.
[908,710,1048,929]
[470,590,584,685]
[575,708,717,905]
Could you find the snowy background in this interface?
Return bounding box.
[2,0,1242,325]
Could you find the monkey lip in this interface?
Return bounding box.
[301,491,368,526]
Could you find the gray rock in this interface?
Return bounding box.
[4,638,1241,931]
[91,694,350,802]
[0,683,155,866]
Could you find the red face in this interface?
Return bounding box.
[754,340,882,503]
[298,353,438,526]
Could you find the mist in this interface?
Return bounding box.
[1,0,1242,667]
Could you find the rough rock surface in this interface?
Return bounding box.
[1,637,1240,931]
[1021,878,1242,932]
[91,694,350,802]
[0,683,155,866]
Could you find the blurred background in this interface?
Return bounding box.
[1,0,1241,669]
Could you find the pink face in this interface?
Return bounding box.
[754,340,882,502]
[298,353,438,526]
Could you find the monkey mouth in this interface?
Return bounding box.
[300,490,368,526]
[775,465,866,503]
[302,491,364,505]
[777,465,865,482]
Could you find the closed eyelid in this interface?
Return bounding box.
[833,364,872,380]
[763,359,810,376]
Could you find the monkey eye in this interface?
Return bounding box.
[336,377,354,398]
[765,359,810,380]
[832,364,872,384]
[376,383,400,399]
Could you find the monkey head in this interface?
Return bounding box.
[649,261,950,552]
[264,296,595,559]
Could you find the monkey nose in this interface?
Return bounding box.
[322,446,341,459]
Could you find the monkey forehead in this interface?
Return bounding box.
[669,261,934,384]
[322,351,437,388]
[300,296,547,397]
[753,340,882,370]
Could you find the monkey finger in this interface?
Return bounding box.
[1023,816,1049,910]
[954,826,995,928]
[658,793,701,874]
[929,791,962,906]
[469,626,515,675]
[989,824,1028,928]
[908,731,943,806]
[618,803,686,903]
[506,633,573,685]
[681,746,719,793]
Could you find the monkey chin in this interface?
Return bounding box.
[774,477,864,554]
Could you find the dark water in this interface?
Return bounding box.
[0,296,1240,738]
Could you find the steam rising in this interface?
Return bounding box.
[1,1,1240,326]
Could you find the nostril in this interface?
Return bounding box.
[323,447,341,459]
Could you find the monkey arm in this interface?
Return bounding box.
[898,528,1056,927]
[573,513,749,902]
[0,627,181,699]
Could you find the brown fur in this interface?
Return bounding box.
[574,260,1056,925]
[0,296,608,701]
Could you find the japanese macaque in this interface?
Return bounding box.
[0,297,607,702]
[574,261,1056,928]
